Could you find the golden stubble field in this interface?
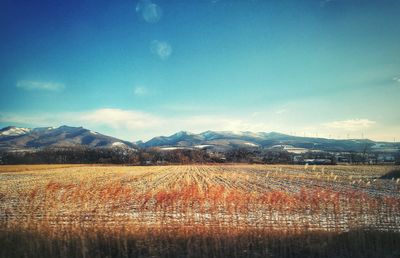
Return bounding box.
[1,164,400,258]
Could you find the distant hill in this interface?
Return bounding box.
[0,126,136,151]
[139,130,400,153]
[1,126,399,153]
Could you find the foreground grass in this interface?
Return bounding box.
[1,224,400,258]
[1,165,400,257]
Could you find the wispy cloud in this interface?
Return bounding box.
[0,109,162,140]
[274,108,287,115]
[150,40,172,60]
[133,86,148,96]
[320,0,334,7]
[136,0,162,23]
[16,80,65,91]
[78,108,162,129]
[393,76,400,83]
[323,119,376,131]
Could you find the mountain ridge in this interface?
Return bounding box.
[1,125,399,153]
[140,130,398,153]
[0,125,136,151]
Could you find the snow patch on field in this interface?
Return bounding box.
[244,142,258,147]
[194,145,211,149]
[160,147,188,151]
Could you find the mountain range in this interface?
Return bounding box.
[0,126,135,151]
[138,130,399,153]
[1,125,399,153]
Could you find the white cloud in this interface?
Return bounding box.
[0,109,162,140]
[174,115,271,134]
[323,119,376,131]
[275,108,287,115]
[133,86,148,96]
[393,77,400,83]
[16,80,65,91]
[136,0,162,23]
[78,108,162,129]
[150,40,172,60]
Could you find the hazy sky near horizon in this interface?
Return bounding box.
[1,0,400,141]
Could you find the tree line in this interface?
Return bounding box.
[0,146,398,165]
[0,147,219,165]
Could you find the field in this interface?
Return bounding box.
[1,164,400,257]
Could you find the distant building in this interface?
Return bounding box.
[270,144,309,154]
[303,159,332,165]
[336,156,349,163]
[377,154,395,163]
[293,155,303,163]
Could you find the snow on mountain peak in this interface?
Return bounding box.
[172,131,194,137]
[0,126,31,136]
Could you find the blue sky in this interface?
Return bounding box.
[1,0,399,141]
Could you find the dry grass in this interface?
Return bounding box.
[0,164,85,173]
[1,164,400,257]
[2,225,400,258]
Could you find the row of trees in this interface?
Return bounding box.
[0,147,220,165]
[0,147,399,165]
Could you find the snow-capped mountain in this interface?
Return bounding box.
[0,126,31,136]
[1,126,399,153]
[143,131,205,148]
[141,131,294,150]
[0,125,136,151]
[139,130,400,153]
